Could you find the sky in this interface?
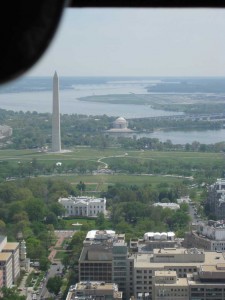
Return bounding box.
[27,8,225,77]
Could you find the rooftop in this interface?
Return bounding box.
[131,250,225,268]
[75,281,118,291]
[0,252,12,261]
[154,277,188,287]
[3,242,19,250]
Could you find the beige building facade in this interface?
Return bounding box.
[0,252,13,287]
[152,270,189,300]
[128,248,225,299]
[78,231,225,300]
[0,236,20,287]
[2,242,20,283]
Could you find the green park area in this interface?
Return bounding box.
[0,147,223,190]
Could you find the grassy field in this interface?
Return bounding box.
[63,218,96,229]
[68,174,187,190]
[0,147,223,189]
[0,147,222,163]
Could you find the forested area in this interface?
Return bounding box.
[0,177,193,271]
[0,178,75,270]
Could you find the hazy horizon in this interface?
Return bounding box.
[25,8,225,78]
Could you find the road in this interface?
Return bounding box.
[37,262,63,300]
[189,201,201,224]
[32,230,74,300]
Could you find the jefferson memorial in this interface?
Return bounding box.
[107,117,134,133]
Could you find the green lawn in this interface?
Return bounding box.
[54,251,68,260]
[0,147,222,164]
[0,148,223,190]
[63,218,96,229]
[70,174,186,187]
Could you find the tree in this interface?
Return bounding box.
[96,212,106,229]
[76,181,86,192]
[46,275,62,295]
[39,256,50,271]
[0,287,26,300]
[45,212,58,227]
[49,202,65,217]
[24,198,46,222]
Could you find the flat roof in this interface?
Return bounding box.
[154,277,188,287]
[153,248,185,254]
[0,252,12,261]
[153,248,204,255]
[201,264,225,272]
[3,242,19,250]
[76,282,116,291]
[86,230,115,240]
[133,251,225,268]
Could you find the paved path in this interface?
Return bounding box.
[48,230,75,261]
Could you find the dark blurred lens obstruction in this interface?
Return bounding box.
[0,0,68,84]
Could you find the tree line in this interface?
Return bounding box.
[0,108,225,151]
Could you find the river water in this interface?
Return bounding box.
[0,76,224,144]
[0,80,179,118]
[136,129,225,144]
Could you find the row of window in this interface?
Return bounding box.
[136,276,152,279]
[66,205,104,209]
[136,270,152,274]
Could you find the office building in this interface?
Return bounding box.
[66,281,122,300]
[78,229,225,300]
[0,252,13,287]
[184,219,225,251]
[127,248,225,299]
[79,230,127,298]
[0,236,20,287]
[152,270,189,300]
[206,178,225,219]
[130,232,179,252]
[187,263,225,300]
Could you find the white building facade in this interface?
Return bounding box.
[153,202,180,210]
[185,219,225,251]
[58,196,106,217]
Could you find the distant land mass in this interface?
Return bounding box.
[1,76,225,116]
[147,77,225,93]
[1,76,225,94]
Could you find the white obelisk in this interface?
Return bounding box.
[52,71,61,152]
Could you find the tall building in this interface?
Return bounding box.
[206,178,225,219]
[0,236,20,287]
[78,230,225,300]
[184,219,225,251]
[79,230,128,298]
[52,71,61,152]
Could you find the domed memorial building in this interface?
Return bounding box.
[107,117,134,133]
[113,117,128,130]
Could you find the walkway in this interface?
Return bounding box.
[48,230,75,262]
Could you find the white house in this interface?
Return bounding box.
[153,202,180,210]
[58,196,106,217]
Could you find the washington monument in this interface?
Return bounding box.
[52,71,61,152]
